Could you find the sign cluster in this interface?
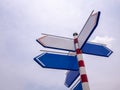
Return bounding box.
[34,11,112,90]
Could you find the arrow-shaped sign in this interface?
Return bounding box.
[82,42,113,57]
[72,81,82,90]
[37,34,75,52]
[65,70,80,87]
[37,34,112,57]
[34,53,79,70]
[78,11,100,49]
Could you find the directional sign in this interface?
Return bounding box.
[34,53,79,70]
[65,70,79,87]
[78,11,100,49]
[72,82,82,90]
[37,34,112,57]
[37,34,75,52]
[82,42,113,57]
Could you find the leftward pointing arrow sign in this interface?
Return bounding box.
[34,53,79,70]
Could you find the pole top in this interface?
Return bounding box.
[73,32,78,36]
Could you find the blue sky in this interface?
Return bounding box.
[0,0,120,90]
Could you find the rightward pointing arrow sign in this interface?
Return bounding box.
[82,42,113,57]
[34,53,79,70]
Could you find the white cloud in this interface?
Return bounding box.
[91,36,114,47]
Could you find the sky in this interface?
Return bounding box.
[0,0,120,90]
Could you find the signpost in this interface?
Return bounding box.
[34,11,113,90]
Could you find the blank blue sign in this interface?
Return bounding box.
[34,53,79,70]
[82,42,113,57]
[73,82,82,90]
[65,70,79,87]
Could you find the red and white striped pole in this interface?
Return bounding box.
[73,32,90,90]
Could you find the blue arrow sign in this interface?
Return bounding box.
[65,70,79,87]
[34,53,79,70]
[73,82,82,90]
[82,42,113,57]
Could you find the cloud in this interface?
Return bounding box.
[91,36,114,47]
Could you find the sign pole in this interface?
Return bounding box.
[73,32,90,90]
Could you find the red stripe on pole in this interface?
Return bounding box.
[81,74,88,82]
[76,49,82,54]
[74,38,78,43]
[78,60,85,67]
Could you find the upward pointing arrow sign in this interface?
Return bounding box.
[78,11,100,49]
